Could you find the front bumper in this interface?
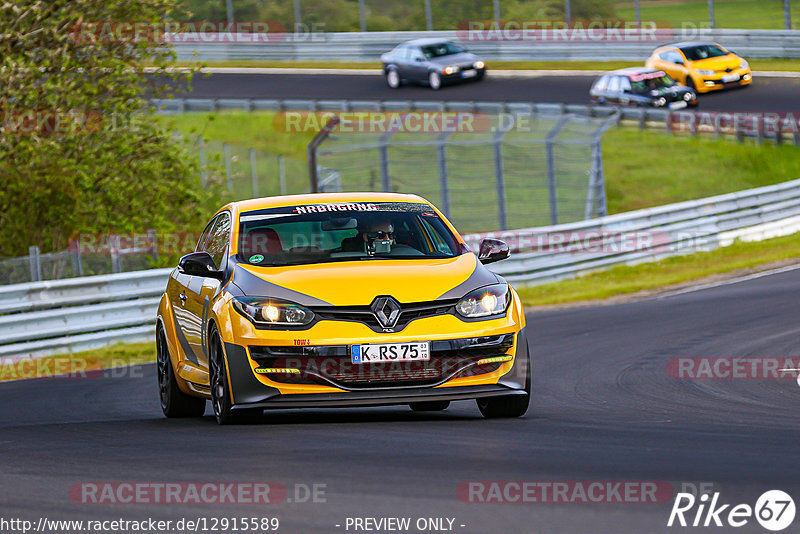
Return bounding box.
[223,326,529,409]
[695,69,752,92]
[442,67,486,83]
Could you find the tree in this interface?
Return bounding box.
[0,0,209,258]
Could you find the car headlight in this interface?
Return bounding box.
[443,65,459,75]
[683,92,695,101]
[455,284,510,319]
[696,69,715,76]
[740,59,749,69]
[654,97,667,107]
[474,61,485,69]
[232,297,314,327]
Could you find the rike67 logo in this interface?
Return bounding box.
[668,490,795,531]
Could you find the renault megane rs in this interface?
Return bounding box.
[156,193,530,424]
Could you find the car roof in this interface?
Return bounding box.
[605,67,663,76]
[400,38,454,47]
[662,41,720,49]
[219,192,430,217]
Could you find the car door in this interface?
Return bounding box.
[606,76,622,104]
[187,211,231,371]
[662,50,688,83]
[168,215,216,365]
[170,212,229,371]
[618,76,633,106]
[407,46,429,82]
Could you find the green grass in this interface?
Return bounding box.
[517,232,800,306]
[603,129,800,214]
[174,58,800,71]
[0,342,154,382]
[615,0,800,30]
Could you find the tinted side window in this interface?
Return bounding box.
[196,217,217,253]
[205,212,231,269]
[607,76,621,92]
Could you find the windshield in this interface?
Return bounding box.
[422,42,464,59]
[680,44,728,61]
[629,73,676,93]
[238,202,463,266]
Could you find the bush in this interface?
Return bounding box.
[0,0,211,258]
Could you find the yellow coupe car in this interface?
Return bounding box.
[156,193,530,424]
[645,41,752,93]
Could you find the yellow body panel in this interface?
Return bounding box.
[157,192,528,404]
[646,44,752,94]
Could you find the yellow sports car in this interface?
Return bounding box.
[645,41,752,93]
[156,193,530,424]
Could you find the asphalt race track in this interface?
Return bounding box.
[2,267,800,533]
[182,72,800,113]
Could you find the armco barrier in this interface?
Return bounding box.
[2,179,800,359]
[171,29,800,61]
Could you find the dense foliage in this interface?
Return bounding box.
[177,0,618,31]
[0,0,209,258]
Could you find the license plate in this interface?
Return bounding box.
[461,69,477,78]
[668,101,688,110]
[351,342,430,364]
[721,73,740,83]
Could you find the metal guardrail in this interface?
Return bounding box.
[151,97,668,126]
[2,179,800,358]
[463,178,800,284]
[172,29,800,61]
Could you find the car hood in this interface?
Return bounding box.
[229,253,501,306]
[427,52,481,68]
[690,54,742,71]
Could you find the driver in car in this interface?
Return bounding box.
[341,218,395,255]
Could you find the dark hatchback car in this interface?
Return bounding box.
[381,38,486,90]
[590,68,698,109]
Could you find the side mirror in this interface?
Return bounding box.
[415,56,424,62]
[179,251,224,279]
[478,238,510,265]
[674,58,684,65]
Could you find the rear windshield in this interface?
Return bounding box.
[238,202,463,266]
[422,42,464,59]
[680,44,728,61]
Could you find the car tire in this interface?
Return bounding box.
[209,325,262,425]
[157,326,206,418]
[476,351,531,419]
[685,75,695,90]
[409,401,450,412]
[386,68,400,89]
[428,71,441,90]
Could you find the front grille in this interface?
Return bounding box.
[311,299,458,333]
[249,334,514,390]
